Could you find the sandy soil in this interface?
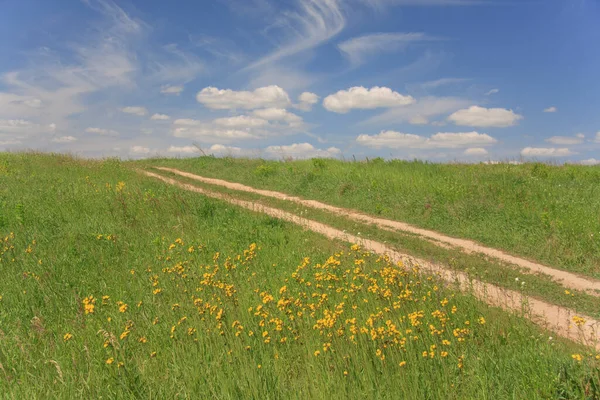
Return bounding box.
[142,169,600,351]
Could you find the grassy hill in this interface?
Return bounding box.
[0,152,598,399]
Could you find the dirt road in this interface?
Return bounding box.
[156,166,600,296]
[141,168,600,351]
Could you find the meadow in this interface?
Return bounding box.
[144,156,600,278]
[1,152,599,399]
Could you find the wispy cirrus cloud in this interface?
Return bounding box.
[338,32,437,66]
[244,0,345,70]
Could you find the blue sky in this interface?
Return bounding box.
[1,0,599,163]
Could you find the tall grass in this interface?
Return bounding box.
[1,152,598,399]
[143,157,600,278]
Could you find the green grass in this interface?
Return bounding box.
[140,156,600,278]
[1,152,599,399]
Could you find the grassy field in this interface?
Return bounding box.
[1,152,599,399]
[144,157,600,279]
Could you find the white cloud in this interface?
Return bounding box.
[365,96,471,125]
[197,86,291,110]
[594,132,600,143]
[338,32,435,65]
[150,44,204,83]
[130,145,151,154]
[579,158,600,165]
[244,0,345,70]
[0,0,142,131]
[208,144,250,157]
[172,107,305,143]
[51,136,77,143]
[252,108,302,126]
[160,85,184,95]
[448,106,523,127]
[247,65,318,93]
[545,133,584,145]
[420,78,468,90]
[485,88,499,96]
[150,113,171,121]
[167,145,198,154]
[409,115,429,125]
[296,92,320,111]
[213,115,269,128]
[121,106,148,116]
[357,131,424,148]
[580,158,600,166]
[464,147,488,156]
[172,119,260,143]
[0,119,34,133]
[323,86,415,113]
[543,106,557,113]
[264,143,341,159]
[356,130,496,149]
[520,147,575,157]
[0,139,22,146]
[85,127,119,136]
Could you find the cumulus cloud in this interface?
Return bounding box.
[543,106,557,113]
[172,108,305,143]
[51,136,77,143]
[580,158,600,166]
[409,115,429,125]
[448,106,523,128]
[121,106,148,116]
[208,144,249,157]
[160,85,184,95]
[213,115,269,128]
[594,132,600,143]
[130,145,151,154]
[338,32,434,66]
[323,86,415,113]
[356,130,497,149]
[150,113,170,120]
[85,127,119,136]
[365,96,471,126]
[264,143,341,159]
[172,119,260,143]
[0,139,22,147]
[464,147,488,156]
[196,85,291,110]
[167,145,198,154]
[520,147,575,157]
[252,108,303,126]
[485,88,499,96]
[545,133,584,145]
[0,119,56,138]
[296,92,320,111]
